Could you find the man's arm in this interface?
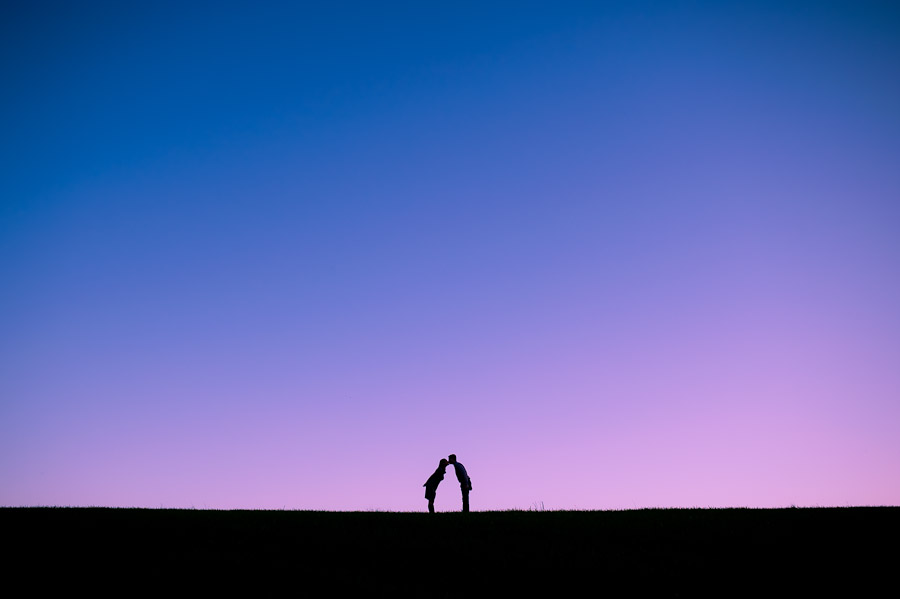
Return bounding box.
[455,463,469,485]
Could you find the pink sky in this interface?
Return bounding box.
[2,2,898,509]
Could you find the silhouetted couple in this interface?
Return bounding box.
[423,454,472,513]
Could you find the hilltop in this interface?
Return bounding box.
[4,507,896,595]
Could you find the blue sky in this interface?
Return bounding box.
[2,1,899,509]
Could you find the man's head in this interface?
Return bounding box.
[448,454,457,464]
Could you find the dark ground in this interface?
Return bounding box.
[3,507,897,595]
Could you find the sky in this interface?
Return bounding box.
[2,1,899,510]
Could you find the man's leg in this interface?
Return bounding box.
[461,488,469,513]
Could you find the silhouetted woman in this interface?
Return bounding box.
[423,459,449,513]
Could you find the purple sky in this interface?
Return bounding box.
[2,1,899,510]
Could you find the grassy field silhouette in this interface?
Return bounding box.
[4,507,896,594]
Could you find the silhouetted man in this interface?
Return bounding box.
[448,454,472,513]
[423,458,449,513]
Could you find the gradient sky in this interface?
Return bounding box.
[2,1,899,510]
